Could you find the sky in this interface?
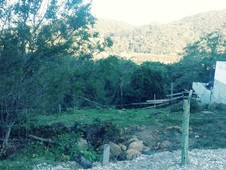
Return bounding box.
[91,0,226,25]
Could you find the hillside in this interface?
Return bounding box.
[94,9,226,64]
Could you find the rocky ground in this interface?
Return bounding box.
[86,149,226,170]
[34,149,226,170]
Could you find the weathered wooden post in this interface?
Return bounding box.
[181,90,192,166]
[58,104,62,113]
[102,144,110,166]
[170,82,174,100]
[154,94,156,107]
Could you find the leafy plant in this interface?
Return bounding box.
[53,132,80,161]
[79,144,99,162]
[21,141,54,160]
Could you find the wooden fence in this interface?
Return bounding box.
[131,90,196,109]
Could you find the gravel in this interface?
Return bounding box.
[34,149,226,170]
[83,149,226,170]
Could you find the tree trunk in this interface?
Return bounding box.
[0,121,15,157]
[120,81,124,108]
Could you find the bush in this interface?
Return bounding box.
[53,132,80,161]
[190,100,203,113]
[21,141,54,160]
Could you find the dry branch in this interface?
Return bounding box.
[27,134,55,143]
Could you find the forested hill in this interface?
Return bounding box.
[94,9,226,63]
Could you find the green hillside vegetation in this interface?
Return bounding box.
[94,9,226,63]
[1,0,226,169]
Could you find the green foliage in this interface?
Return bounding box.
[21,131,98,162]
[95,11,226,63]
[1,0,226,163]
[130,62,168,102]
[89,118,121,144]
[95,56,137,105]
[79,145,99,162]
[30,108,170,128]
[53,132,80,161]
[169,31,226,91]
[22,141,54,160]
[0,0,107,150]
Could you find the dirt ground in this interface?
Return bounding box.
[124,111,226,152]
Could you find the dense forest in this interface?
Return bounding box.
[0,0,226,167]
[94,9,226,63]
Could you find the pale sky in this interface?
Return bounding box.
[91,0,226,25]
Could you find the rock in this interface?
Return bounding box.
[127,137,139,144]
[142,146,151,152]
[128,140,144,152]
[73,154,92,169]
[79,156,93,169]
[77,138,88,150]
[195,135,199,139]
[139,126,146,131]
[160,140,171,149]
[126,149,141,160]
[118,143,127,151]
[109,142,122,159]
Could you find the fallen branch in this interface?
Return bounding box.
[27,134,55,143]
[77,96,108,108]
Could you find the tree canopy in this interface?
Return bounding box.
[168,31,226,91]
[0,0,102,156]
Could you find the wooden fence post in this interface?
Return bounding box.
[181,90,192,166]
[102,144,110,166]
[170,82,174,100]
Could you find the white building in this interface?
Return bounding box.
[212,61,226,104]
[192,61,226,104]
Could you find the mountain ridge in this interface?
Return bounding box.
[94,9,226,64]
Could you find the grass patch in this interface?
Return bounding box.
[3,106,226,169]
[30,108,173,128]
[0,158,56,170]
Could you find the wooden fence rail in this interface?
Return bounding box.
[130,90,197,108]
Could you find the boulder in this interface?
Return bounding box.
[160,140,171,149]
[127,136,139,144]
[77,138,88,150]
[109,142,122,159]
[128,140,144,152]
[118,143,127,151]
[126,149,141,160]
[142,146,151,152]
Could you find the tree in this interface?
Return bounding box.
[130,62,168,103]
[0,0,101,157]
[96,56,136,106]
[169,31,226,91]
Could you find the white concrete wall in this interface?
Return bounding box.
[192,82,211,104]
[213,61,226,104]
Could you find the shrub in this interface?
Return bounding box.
[190,100,203,113]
